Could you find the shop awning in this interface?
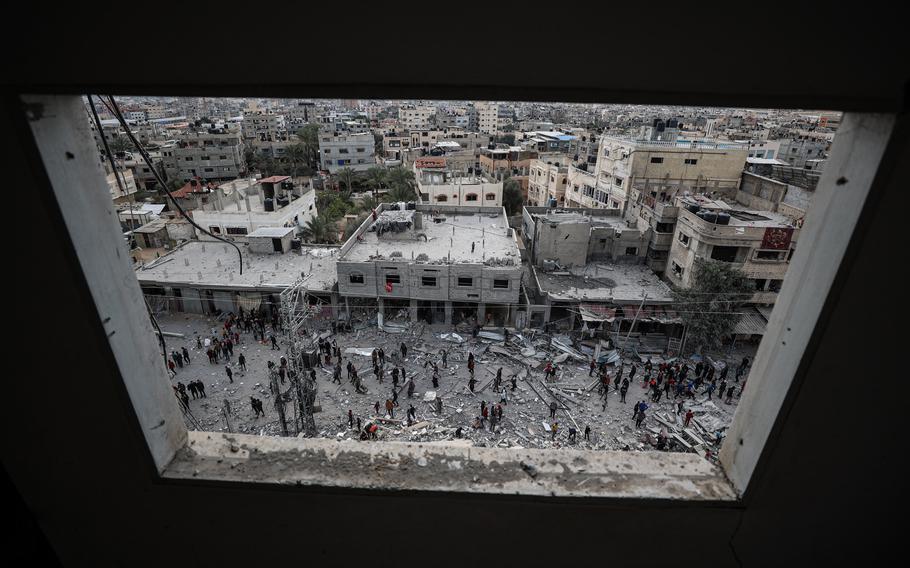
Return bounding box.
[579,304,617,322]
[235,293,261,311]
[733,307,769,336]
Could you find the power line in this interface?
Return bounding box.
[100,95,245,274]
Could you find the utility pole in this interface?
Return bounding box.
[269,366,289,436]
[280,275,319,437]
[620,293,648,354]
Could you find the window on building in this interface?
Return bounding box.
[711,245,740,262]
[339,148,349,154]
[614,177,623,187]
[625,247,638,256]
[422,276,437,287]
[768,279,783,292]
[485,193,496,201]
[754,278,767,291]
[225,227,248,235]
[656,222,675,233]
[349,274,364,284]
[493,279,509,289]
[184,157,193,161]
[685,158,698,165]
[385,274,401,285]
[457,277,473,287]
[208,226,221,234]
[678,232,691,247]
[465,193,478,202]
[204,168,214,172]
[650,157,664,163]
[671,260,684,277]
[755,249,787,261]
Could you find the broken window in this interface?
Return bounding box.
[678,232,691,246]
[625,247,638,256]
[493,279,509,289]
[710,245,740,262]
[671,260,684,277]
[208,226,221,234]
[349,274,364,284]
[755,249,786,261]
[457,277,473,287]
[768,279,783,292]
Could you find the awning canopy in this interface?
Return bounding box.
[579,304,617,322]
[235,292,261,311]
[733,307,769,336]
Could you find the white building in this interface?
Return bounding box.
[398,105,436,130]
[318,131,376,173]
[414,157,502,206]
[190,175,317,239]
[476,103,500,135]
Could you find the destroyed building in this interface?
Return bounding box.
[135,239,340,317]
[336,203,522,327]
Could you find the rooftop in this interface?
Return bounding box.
[533,262,673,304]
[679,197,798,228]
[248,227,295,238]
[342,208,519,265]
[135,241,339,292]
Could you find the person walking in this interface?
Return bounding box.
[549,400,558,420]
[584,425,591,442]
[167,359,176,377]
[568,427,577,444]
[620,380,629,403]
[468,376,476,392]
[196,380,206,398]
[385,398,394,418]
[348,409,354,428]
[225,365,233,383]
[589,359,596,377]
[441,349,447,368]
[182,346,191,364]
[238,353,246,373]
[510,376,517,391]
[550,422,558,441]
[684,409,694,428]
[407,379,415,398]
[270,334,279,350]
[400,342,408,360]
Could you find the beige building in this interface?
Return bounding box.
[398,106,436,130]
[527,157,570,207]
[563,136,748,215]
[475,102,500,135]
[414,157,502,206]
[666,196,799,305]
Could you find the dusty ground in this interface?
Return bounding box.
[156,312,755,455]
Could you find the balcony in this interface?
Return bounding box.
[651,232,674,248]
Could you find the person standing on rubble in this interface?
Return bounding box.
[432,368,439,388]
[407,379,415,398]
[441,349,448,368]
[551,422,558,441]
[589,359,596,377]
[182,346,191,365]
[392,389,400,407]
[270,334,279,350]
[620,379,629,403]
[400,342,408,360]
[435,397,443,414]
[549,400,558,420]
[684,409,694,428]
[371,349,378,368]
[385,398,394,418]
[378,347,386,366]
[225,365,233,384]
[568,427,577,444]
[333,363,342,385]
[510,375,517,391]
[584,425,591,442]
[468,376,477,392]
[629,364,637,382]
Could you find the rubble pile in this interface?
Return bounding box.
[156,312,753,460]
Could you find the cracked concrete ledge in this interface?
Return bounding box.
[163,431,737,501]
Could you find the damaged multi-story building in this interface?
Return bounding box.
[335,204,523,327]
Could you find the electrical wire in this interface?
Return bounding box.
[100,95,245,274]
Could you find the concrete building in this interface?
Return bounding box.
[521,207,674,333]
[518,131,576,153]
[415,157,503,206]
[162,125,246,183]
[189,175,317,239]
[478,146,536,179]
[242,111,290,158]
[527,157,570,207]
[107,169,138,201]
[318,131,376,173]
[777,135,829,168]
[398,105,436,130]
[475,102,500,135]
[336,204,522,326]
[135,240,340,316]
[382,131,412,161]
[564,136,748,219]
[666,195,800,304]
[747,139,781,160]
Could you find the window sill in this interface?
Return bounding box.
[163,431,737,502]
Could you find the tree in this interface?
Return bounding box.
[296,124,320,169]
[385,165,416,191]
[357,195,378,214]
[284,143,309,178]
[383,183,416,203]
[673,259,754,354]
[302,214,337,244]
[335,167,357,193]
[502,177,524,216]
[364,165,387,198]
[107,136,132,155]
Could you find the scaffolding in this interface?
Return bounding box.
[279,275,321,437]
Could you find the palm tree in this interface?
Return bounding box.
[335,167,357,193]
[302,214,336,244]
[385,166,416,191]
[383,183,416,203]
[284,143,308,177]
[358,195,378,213]
[365,165,387,198]
[296,124,320,169]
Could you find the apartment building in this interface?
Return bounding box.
[475,102,500,135]
[398,105,436,130]
[478,146,537,179]
[318,131,376,173]
[527,157,570,206]
[667,195,800,305]
[415,157,502,206]
[336,204,522,327]
[777,135,829,168]
[161,125,246,183]
[565,135,748,218]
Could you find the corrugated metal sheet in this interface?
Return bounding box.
[733,307,768,336]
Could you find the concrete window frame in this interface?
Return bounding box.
[24,95,894,502]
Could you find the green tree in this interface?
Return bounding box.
[335,167,357,193]
[107,136,132,155]
[296,124,320,169]
[357,195,378,213]
[165,178,185,192]
[385,165,416,191]
[364,165,387,198]
[302,214,337,244]
[502,177,524,216]
[673,259,754,354]
[284,143,309,177]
